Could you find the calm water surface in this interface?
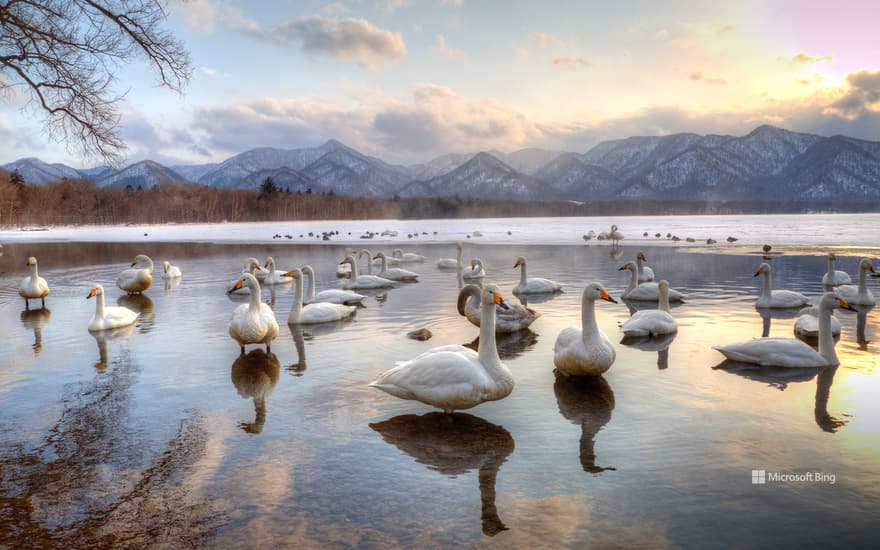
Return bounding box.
[1,240,879,548]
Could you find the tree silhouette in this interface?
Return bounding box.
[258,176,278,199]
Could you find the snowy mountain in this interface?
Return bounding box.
[534,153,626,198]
[2,157,83,184]
[96,161,188,189]
[242,167,315,192]
[501,148,566,175]
[399,152,545,199]
[170,162,218,182]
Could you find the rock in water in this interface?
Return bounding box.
[407,328,433,341]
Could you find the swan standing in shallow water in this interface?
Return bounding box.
[619,262,686,301]
[713,292,855,367]
[636,252,655,282]
[620,280,678,337]
[374,252,419,281]
[263,257,292,285]
[162,261,182,279]
[87,284,138,331]
[228,273,279,353]
[609,225,624,246]
[463,259,486,280]
[301,265,366,305]
[286,269,357,325]
[754,262,810,309]
[512,257,562,294]
[369,285,514,413]
[794,305,842,339]
[437,242,464,269]
[392,249,426,263]
[822,253,851,286]
[835,258,875,305]
[228,258,263,294]
[116,254,153,294]
[19,256,49,310]
[458,284,540,332]
[339,255,396,289]
[553,283,618,376]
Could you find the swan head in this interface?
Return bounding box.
[860,258,875,273]
[637,251,646,261]
[617,261,637,273]
[658,280,670,292]
[233,273,260,292]
[131,254,151,267]
[513,256,526,268]
[284,268,303,280]
[26,256,37,266]
[264,257,275,269]
[754,262,771,277]
[611,224,618,231]
[456,242,463,250]
[584,282,618,304]
[301,265,314,276]
[483,284,509,310]
[86,284,105,299]
[340,255,355,266]
[826,292,857,312]
[470,259,482,270]
[393,249,403,257]
[827,252,837,263]
[372,252,385,260]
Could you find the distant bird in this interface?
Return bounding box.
[685,237,695,243]
[666,233,672,238]
[162,261,182,279]
[671,236,681,242]
[643,232,649,237]
[763,244,772,253]
[727,236,738,243]
[706,238,717,245]
[655,233,661,238]
[609,225,624,246]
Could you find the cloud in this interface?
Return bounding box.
[689,71,727,86]
[530,32,560,48]
[432,35,468,61]
[322,3,349,15]
[824,70,880,119]
[173,0,259,35]
[552,57,593,70]
[439,0,464,6]
[272,16,407,68]
[382,0,411,13]
[789,52,833,64]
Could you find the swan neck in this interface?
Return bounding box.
[142,257,154,272]
[826,258,834,276]
[30,263,38,277]
[248,280,262,311]
[858,265,867,295]
[519,262,527,286]
[636,257,644,275]
[381,254,388,271]
[659,289,671,312]
[350,259,359,280]
[762,271,772,297]
[817,303,838,365]
[581,297,599,340]
[306,269,316,298]
[95,292,105,317]
[478,301,500,369]
[626,267,638,294]
[289,277,303,322]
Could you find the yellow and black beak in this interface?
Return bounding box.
[86,288,97,299]
[830,253,836,260]
[513,259,522,268]
[130,259,137,266]
[283,270,294,277]
[838,297,857,312]
[493,291,510,310]
[263,261,270,268]
[599,289,618,304]
[868,262,875,273]
[754,267,764,277]
[338,259,347,265]
[233,279,243,291]
[617,265,628,271]
[372,254,380,260]
[470,262,477,270]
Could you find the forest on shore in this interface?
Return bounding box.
[2,169,878,227]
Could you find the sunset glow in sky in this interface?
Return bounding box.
[2,0,880,166]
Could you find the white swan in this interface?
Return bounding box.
[116,254,153,294]
[287,269,357,325]
[458,284,540,333]
[301,265,366,305]
[822,253,852,286]
[713,292,855,367]
[463,259,486,280]
[19,256,49,310]
[437,242,464,269]
[609,224,624,246]
[512,256,562,294]
[263,257,292,285]
[620,280,677,337]
[835,258,875,305]
[228,258,263,294]
[369,284,514,412]
[162,261,182,279]
[374,252,419,281]
[393,249,426,263]
[794,305,842,339]
[754,262,810,309]
[86,284,138,331]
[636,252,655,282]
[228,273,279,353]
[553,282,618,376]
[619,262,686,301]
[339,256,396,289]
[337,248,355,276]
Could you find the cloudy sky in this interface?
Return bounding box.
[2,0,880,167]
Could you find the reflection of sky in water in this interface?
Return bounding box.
[0,239,878,547]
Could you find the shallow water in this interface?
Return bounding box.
[1,239,879,548]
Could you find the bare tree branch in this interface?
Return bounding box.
[0,0,192,164]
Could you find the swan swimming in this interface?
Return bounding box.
[822,253,852,286]
[437,242,464,269]
[162,261,182,279]
[619,262,686,301]
[512,256,562,294]
[337,248,355,276]
[713,292,855,367]
[392,249,426,263]
[554,282,618,376]
[19,256,49,310]
[116,254,153,294]
[754,262,810,309]
[374,252,419,281]
[228,273,279,353]
[620,280,678,337]
[263,257,293,285]
[369,284,514,413]
[835,258,875,305]
[301,265,366,305]
[793,305,842,339]
[86,284,138,331]
[339,256,396,289]
[636,252,655,282]
[463,259,486,280]
[286,269,357,325]
[228,258,263,294]
[458,284,540,333]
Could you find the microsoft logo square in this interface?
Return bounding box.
[752,470,766,484]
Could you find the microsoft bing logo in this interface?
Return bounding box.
[752,470,766,484]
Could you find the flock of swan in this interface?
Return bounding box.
[17,241,875,415]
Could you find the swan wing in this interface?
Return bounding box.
[516,277,562,294]
[713,338,827,367]
[300,303,356,324]
[794,314,841,337]
[621,310,677,336]
[308,289,366,305]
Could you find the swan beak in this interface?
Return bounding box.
[869,262,875,273]
[513,259,522,268]
[372,254,380,260]
[470,262,477,270]
[617,265,627,271]
[338,260,346,265]
[86,288,96,299]
[233,279,243,291]
[839,298,857,312]
[754,267,763,277]
[599,289,618,303]
[493,292,510,310]
[283,270,293,277]
[263,262,269,268]
[830,253,836,260]
[130,259,137,266]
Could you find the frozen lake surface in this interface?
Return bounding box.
[0,221,878,547]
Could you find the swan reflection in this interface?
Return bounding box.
[90,324,134,370]
[231,349,281,434]
[287,325,308,375]
[756,307,801,338]
[464,329,539,360]
[117,294,154,332]
[856,305,873,350]
[20,307,51,355]
[370,412,514,536]
[620,333,676,370]
[554,372,616,474]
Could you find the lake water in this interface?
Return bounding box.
[0,218,879,548]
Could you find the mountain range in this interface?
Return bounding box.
[5,125,880,201]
